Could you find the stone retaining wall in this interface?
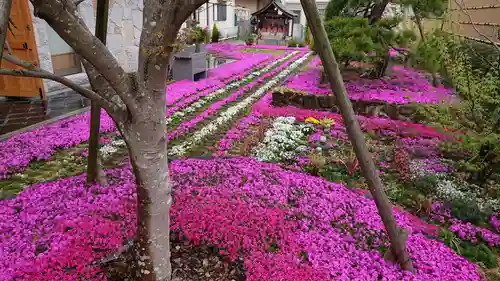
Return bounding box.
[271,88,417,121]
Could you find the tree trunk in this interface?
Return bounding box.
[414,12,439,86]
[0,0,12,62]
[414,13,425,40]
[86,0,109,184]
[121,110,172,281]
[367,0,390,79]
[300,0,414,272]
[368,0,389,25]
[372,51,390,79]
[86,102,108,184]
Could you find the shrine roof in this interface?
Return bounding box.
[252,0,298,19]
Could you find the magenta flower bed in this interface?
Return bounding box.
[0,158,483,280]
[206,43,308,56]
[206,44,274,80]
[168,79,262,141]
[206,43,311,80]
[0,47,284,179]
[0,110,116,180]
[168,52,304,141]
[250,44,310,52]
[166,78,224,106]
[430,204,500,246]
[252,92,449,140]
[214,112,263,156]
[287,65,455,104]
[209,55,271,80]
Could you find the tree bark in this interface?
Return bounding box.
[121,112,171,281]
[2,1,210,281]
[414,13,425,40]
[414,12,439,86]
[368,0,390,78]
[86,0,109,185]
[368,0,389,25]
[300,0,414,272]
[0,0,12,63]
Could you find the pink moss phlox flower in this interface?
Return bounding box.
[286,64,455,104]
[214,112,263,156]
[166,78,224,106]
[0,48,288,179]
[168,52,304,141]
[1,158,485,280]
[490,214,500,233]
[0,109,116,180]
[449,220,500,246]
[252,92,448,140]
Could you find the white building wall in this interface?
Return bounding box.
[283,0,329,26]
[30,0,243,95]
[235,0,259,13]
[30,0,143,95]
[196,0,238,40]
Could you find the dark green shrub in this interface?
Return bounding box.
[287,39,298,47]
[244,35,255,46]
[450,198,485,225]
[461,243,497,269]
[211,24,220,43]
[413,174,438,196]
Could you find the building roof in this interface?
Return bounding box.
[252,0,298,18]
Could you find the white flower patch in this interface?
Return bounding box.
[409,159,448,180]
[166,51,299,125]
[99,139,126,160]
[169,52,313,156]
[436,179,466,202]
[252,116,314,162]
[436,179,500,212]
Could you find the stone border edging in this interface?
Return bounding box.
[271,89,417,121]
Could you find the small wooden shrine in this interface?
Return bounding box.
[251,0,297,42]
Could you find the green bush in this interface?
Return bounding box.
[244,35,255,45]
[287,39,298,47]
[461,39,500,74]
[414,31,499,185]
[413,174,439,196]
[189,26,208,44]
[304,23,312,45]
[415,31,499,134]
[450,198,485,225]
[324,17,381,67]
[211,24,220,43]
[461,243,497,269]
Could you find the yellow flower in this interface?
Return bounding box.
[319,118,335,128]
[305,117,319,124]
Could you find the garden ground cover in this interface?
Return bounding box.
[0,158,483,281]
[0,44,496,280]
[286,57,455,104]
[0,45,290,183]
[212,56,500,279]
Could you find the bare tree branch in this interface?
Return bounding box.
[1,53,123,114]
[82,59,128,114]
[453,0,500,53]
[0,0,13,63]
[4,40,12,54]
[74,0,85,6]
[135,0,208,105]
[31,0,138,115]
